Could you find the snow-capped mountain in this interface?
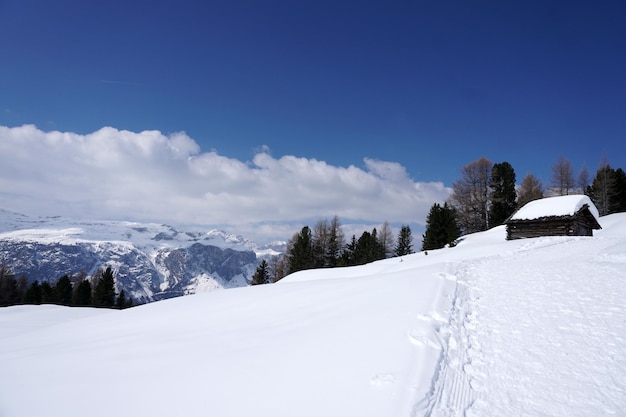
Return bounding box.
[0,209,282,303]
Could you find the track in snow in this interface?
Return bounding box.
[411,263,478,417]
[416,235,626,417]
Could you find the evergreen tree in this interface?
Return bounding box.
[54,275,73,306]
[589,164,616,216]
[40,281,56,304]
[73,280,92,306]
[24,281,42,304]
[287,227,314,274]
[589,164,626,215]
[17,274,29,304]
[93,267,116,307]
[340,235,358,266]
[614,168,626,212]
[394,225,414,256]
[115,289,132,309]
[489,162,517,226]
[353,230,384,265]
[251,260,270,285]
[422,203,461,251]
[0,265,19,306]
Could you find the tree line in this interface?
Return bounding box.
[0,265,132,309]
[251,216,415,285]
[422,156,626,251]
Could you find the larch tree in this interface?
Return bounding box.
[577,164,591,194]
[378,221,395,259]
[551,156,575,196]
[449,157,493,234]
[517,173,544,207]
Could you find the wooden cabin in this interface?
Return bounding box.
[505,195,601,240]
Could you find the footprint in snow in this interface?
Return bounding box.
[370,373,396,387]
[408,328,441,350]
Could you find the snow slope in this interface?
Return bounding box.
[1,214,625,417]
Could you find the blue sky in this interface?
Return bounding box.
[1,0,625,243]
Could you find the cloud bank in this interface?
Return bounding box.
[0,125,451,243]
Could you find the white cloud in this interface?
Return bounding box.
[0,125,451,243]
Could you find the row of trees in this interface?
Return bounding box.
[251,217,414,285]
[0,265,132,309]
[253,156,626,284]
[422,156,626,250]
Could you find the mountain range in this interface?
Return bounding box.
[0,209,284,303]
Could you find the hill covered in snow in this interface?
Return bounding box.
[0,213,624,416]
[0,209,283,302]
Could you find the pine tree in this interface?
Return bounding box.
[589,164,626,215]
[340,235,358,266]
[614,168,626,212]
[73,280,92,306]
[54,275,73,306]
[116,289,132,309]
[353,230,384,265]
[394,225,414,256]
[287,227,314,274]
[24,281,42,304]
[489,162,517,227]
[0,265,19,306]
[93,267,116,307]
[589,164,616,216]
[251,260,270,285]
[40,281,56,304]
[422,203,461,251]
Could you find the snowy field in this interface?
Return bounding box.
[1,213,625,417]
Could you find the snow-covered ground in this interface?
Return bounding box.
[1,213,625,417]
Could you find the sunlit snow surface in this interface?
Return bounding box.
[1,214,625,417]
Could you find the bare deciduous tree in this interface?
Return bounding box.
[378,221,395,258]
[577,164,590,194]
[551,156,575,196]
[449,157,493,234]
[517,173,544,207]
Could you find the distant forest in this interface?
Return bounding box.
[0,265,132,308]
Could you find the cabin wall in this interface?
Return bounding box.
[506,218,594,240]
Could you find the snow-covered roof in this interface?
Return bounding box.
[510,195,600,222]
